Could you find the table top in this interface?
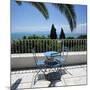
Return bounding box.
[44,51,64,66]
[44,51,60,57]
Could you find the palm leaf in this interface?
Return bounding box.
[53,4,76,31]
[16,1,49,19]
[16,1,22,5]
[31,2,49,19]
[16,1,76,31]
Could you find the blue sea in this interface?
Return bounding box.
[11,32,86,40]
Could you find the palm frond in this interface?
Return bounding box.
[16,1,22,5]
[31,2,49,19]
[16,1,49,19]
[53,4,76,31]
[16,1,76,31]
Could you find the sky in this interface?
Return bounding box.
[11,0,87,35]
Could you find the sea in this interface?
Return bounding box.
[11,32,86,40]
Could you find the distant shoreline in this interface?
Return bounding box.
[11,32,87,40]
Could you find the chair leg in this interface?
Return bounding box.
[34,71,40,85]
[63,67,72,75]
[42,69,46,76]
[34,69,46,85]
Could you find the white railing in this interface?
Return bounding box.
[11,39,87,54]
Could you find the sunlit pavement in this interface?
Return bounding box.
[11,64,87,89]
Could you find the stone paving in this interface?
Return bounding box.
[11,64,87,89]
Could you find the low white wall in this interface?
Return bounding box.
[11,52,87,69]
[64,52,87,65]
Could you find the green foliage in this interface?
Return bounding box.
[11,39,87,54]
[66,37,75,39]
[59,28,65,39]
[50,24,57,39]
[23,36,27,39]
[77,35,87,39]
[22,35,48,39]
[11,39,61,53]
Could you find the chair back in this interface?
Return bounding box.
[51,52,61,57]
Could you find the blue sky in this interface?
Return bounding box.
[11,0,87,35]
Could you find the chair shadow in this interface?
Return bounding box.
[34,69,67,87]
[11,78,22,90]
[45,69,67,87]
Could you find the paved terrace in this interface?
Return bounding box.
[11,64,87,89]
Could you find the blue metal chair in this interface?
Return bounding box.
[31,48,45,69]
[31,48,46,85]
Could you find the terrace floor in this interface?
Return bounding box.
[11,64,87,90]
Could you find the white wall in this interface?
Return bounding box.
[11,52,87,69]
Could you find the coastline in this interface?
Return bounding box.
[11,32,87,40]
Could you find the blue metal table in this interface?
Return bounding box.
[44,51,59,57]
[44,51,64,68]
